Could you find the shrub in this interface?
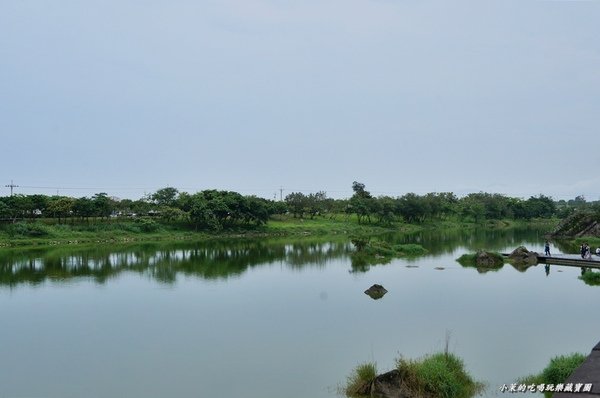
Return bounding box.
[135,218,160,233]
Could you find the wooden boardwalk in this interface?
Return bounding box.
[501,253,600,268]
[536,254,600,268]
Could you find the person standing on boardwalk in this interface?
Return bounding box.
[585,243,592,260]
[581,243,587,259]
[544,240,551,256]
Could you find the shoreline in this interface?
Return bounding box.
[0,217,558,250]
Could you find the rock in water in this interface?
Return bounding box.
[364,284,388,300]
[371,370,411,398]
[476,251,503,267]
[508,246,539,265]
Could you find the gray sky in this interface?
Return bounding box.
[1,1,599,201]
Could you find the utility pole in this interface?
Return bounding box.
[5,180,18,196]
[279,186,284,201]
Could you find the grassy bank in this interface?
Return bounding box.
[0,215,556,249]
[518,353,586,397]
[0,216,420,248]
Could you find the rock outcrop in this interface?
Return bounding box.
[551,210,600,238]
[508,246,538,266]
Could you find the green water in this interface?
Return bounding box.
[0,228,597,397]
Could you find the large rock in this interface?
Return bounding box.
[508,246,538,265]
[370,370,411,398]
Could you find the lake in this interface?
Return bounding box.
[1,228,598,398]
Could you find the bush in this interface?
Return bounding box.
[6,222,51,237]
[135,218,160,233]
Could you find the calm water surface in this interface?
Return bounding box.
[1,228,598,398]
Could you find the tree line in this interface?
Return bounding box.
[0,188,285,230]
[285,182,558,224]
[0,182,595,230]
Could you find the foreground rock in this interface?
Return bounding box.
[364,284,388,300]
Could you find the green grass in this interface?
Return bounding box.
[579,270,600,286]
[518,353,586,394]
[362,241,427,257]
[266,214,420,235]
[457,251,505,271]
[345,351,483,398]
[573,237,600,247]
[0,216,423,249]
[396,352,483,398]
[0,215,557,250]
[349,238,428,273]
[345,362,378,397]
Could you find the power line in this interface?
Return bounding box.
[5,180,19,196]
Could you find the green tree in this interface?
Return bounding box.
[152,187,179,207]
[48,197,75,223]
[190,194,220,230]
[92,193,114,219]
[397,193,428,223]
[374,196,396,225]
[73,197,95,221]
[306,191,327,219]
[285,192,309,218]
[349,181,374,223]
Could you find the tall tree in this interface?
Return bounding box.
[152,187,179,207]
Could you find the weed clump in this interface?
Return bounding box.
[518,353,586,395]
[396,352,483,398]
[345,362,377,397]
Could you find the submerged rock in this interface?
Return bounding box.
[364,284,388,300]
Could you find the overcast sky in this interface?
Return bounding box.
[1,1,599,201]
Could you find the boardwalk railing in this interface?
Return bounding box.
[501,254,600,269]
